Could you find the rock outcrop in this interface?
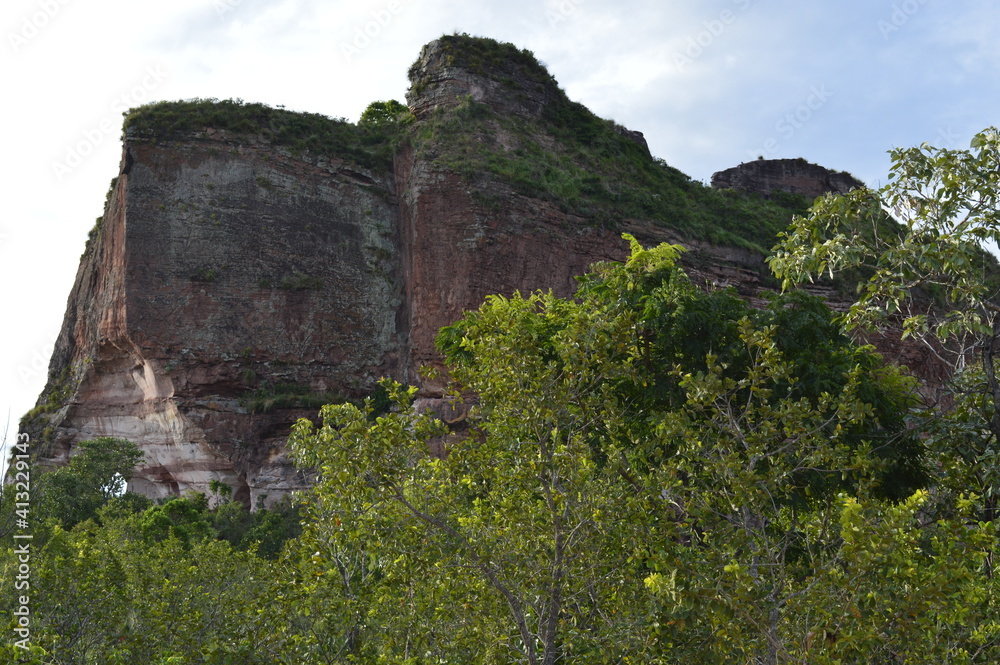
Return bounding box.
[711,158,863,201]
[406,37,563,121]
[24,36,880,508]
[32,131,404,506]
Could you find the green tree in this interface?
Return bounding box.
[211,495,302,559]
[639,323,996,663]
[765,127,1000,659]
[33,436,144,529]
[769,128,1000,346]
[1,497,290,664]
[138,494,215,546]
[358,99,411,126]
[769,128,1000,522]
[289,235,988,663]
[291,359,653,663]
[1,435,311,663]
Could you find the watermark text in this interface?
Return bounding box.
[51,64,169,181]
[8,0,72,54]
[10,433,33,651]
[674,0,751,71]
[215,0,243,20]
[747,85,832,160]
[878,0,930,39]
[341,1,405,63]
[547,0,585,28]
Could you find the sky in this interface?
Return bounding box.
[1,0,998,458]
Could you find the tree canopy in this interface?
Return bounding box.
[288,233,997,663]
[358,99,411,126]
[4,131,1000,663]
[770,126,1000,524]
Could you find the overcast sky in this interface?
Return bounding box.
[2,0,998,454]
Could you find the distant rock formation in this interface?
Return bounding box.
[711,158,863,201]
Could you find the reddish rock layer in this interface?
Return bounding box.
[711,158,863,201]
[26,38,931,508]
[31,131,403,507]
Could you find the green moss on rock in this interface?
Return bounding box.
[123,98,400,171]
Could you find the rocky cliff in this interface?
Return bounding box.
[29,128,404,506]
[711,157,864,201]
[23,35,878,508]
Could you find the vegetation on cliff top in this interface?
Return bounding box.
[404,33,814,252]
[408,32,560,98]
[412,92,810,252]
[122,98,401,171]
[123,33,813,255]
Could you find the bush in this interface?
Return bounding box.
[359,99,412,126]
[33,437,144,529]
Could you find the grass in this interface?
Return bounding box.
[410,93,812,253]
[20,366,77,444]
[191,267,219,283]
[123,98,404,172]
[409,33,557,97]
[279,272,323,291]
[240,382,392,417]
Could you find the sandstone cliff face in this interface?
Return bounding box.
[711,158,863,201]
[395,147,625,390]
[31,130,403,507]
[26,37,884,507]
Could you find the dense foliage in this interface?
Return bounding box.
[770,127,1000,524]
[286,235,997,664]
[4,229,999,660]
[1,438,302,664]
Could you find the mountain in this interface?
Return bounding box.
[22,34,870,508]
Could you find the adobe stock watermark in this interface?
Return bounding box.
[747,85,833,160]
[17,330,59,387]
[933,125,961,149]
[10,433,33,651]
[547,0,585,28]
[341,1,406,63]
[51,64,169,182]
[214,0,243,20]
[7,0,72,54]
[674,0,751,71]
[878,0,930,39]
